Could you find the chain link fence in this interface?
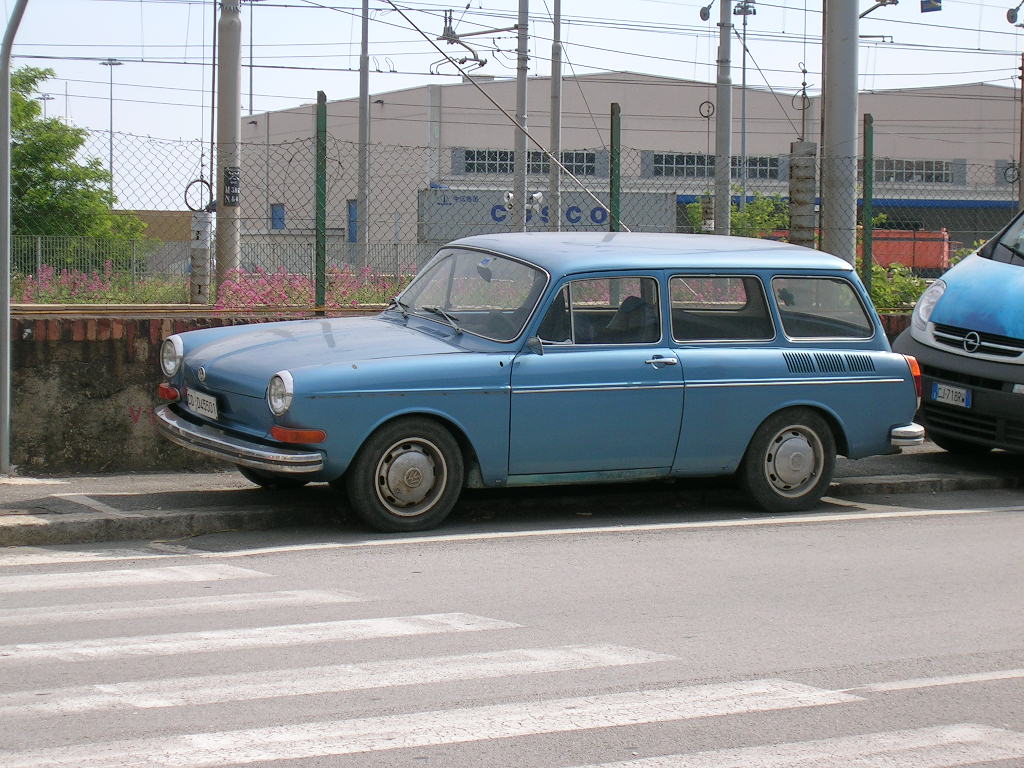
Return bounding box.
[11,126,1019,306]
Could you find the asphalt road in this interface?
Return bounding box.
[1,490,1022,767]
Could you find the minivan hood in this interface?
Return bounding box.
[931,253,1024,339]
[185,316,461,395]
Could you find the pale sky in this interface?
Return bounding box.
[6,0,1023,142]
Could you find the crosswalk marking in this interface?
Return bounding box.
[0,644,674,717]
[0,589,365,626]
[843,668,1024,694]
[0,680,860,768]
[572,724,1024,767]
[0,564,267,593]
[0,613,518,664]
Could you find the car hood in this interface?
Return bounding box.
[186,316,462,395]
[931,254,1024,339]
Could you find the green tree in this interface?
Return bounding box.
[685,192,790,238]
[11,67,144,242]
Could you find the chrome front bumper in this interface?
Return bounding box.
[891,422,926,448]
[155,405,324,474]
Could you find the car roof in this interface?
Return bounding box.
[447,232,854,275]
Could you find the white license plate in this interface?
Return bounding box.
[932,382,972,408]
[186,388,219,420]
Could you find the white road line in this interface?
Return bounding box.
[0,589,364,627]
[203,505,1024,559]
[0,547,178,567]
[0,564,267,593]
[844,668,1024,694]
[0,680,859,768]
[572,723,1024,767]
[51,494,141,518]
[0,613,518,664]
[0,644,673,717]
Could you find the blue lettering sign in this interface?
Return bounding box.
[491,204,507,223]
[590,207,608,225]
[566,206,582,224]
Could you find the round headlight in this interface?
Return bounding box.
[160,335,183,377]
[911,279,946,332]
[267,371,294,416]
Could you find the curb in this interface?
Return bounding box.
[0,472,1015,548]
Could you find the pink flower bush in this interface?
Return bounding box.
[213,264,416,311]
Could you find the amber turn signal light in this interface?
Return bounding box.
[157,383,180,401]
[271,425,327,444]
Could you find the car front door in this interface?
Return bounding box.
[508,274,684,476]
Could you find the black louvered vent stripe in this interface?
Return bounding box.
[783,352,815,373]
[844,354,876,372]
[814,352,847,373]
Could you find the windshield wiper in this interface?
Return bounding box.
[419,305,462,333]
[387,296,410,318]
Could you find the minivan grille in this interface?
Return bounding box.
[923,403,1024,451]
[932,324,1024,359]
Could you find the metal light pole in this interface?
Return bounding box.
[99,58,123,196]
[734,0,755,211]
[37,92,53,118]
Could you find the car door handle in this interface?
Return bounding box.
[644,356,678,366]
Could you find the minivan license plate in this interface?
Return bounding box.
[186,389,219,420]
[932,382,971,408]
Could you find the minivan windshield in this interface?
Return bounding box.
[989,213,1024,267]
[396,248,547,341]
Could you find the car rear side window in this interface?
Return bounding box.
[538,276,661,345]
[670,275,773,341]
[772,276,873,339]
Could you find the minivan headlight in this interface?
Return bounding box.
[911,279,946,332]
[160,335,184,377]
[267,371,294,416]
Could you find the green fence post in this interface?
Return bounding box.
[862,113,874,295]
[315,91,327,314]
[609,102,621,232]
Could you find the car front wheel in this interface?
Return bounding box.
[345,417,464,532]
[739,407,836,513]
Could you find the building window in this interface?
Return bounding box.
[270,203,285,230]
[652,153,714,178]
[463,149,598,176]
[733,156,780,180]
[874,159,952,184]
[464,149,515,174]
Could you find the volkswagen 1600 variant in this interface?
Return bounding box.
[156,232,924,531]
[893,210,1024,454]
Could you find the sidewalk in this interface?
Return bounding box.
[0,442,1019,547]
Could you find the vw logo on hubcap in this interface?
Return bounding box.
[962,331,981,354]
[197,367,207,382]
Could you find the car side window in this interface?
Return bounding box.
[670,275,773,341]
[537,277,661,345]
[772,276,873,339]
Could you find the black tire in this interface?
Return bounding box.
[929,431,992,455]
[345,417,464,532]
[739,407,836,513]
[237,465,310,490]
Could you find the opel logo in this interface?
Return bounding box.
[963,331,981,354]
[197,366,207,382]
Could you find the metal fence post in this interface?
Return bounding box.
[609,103,621,232]
[862,113,874,294]
[315,91,327,314]
[34,235,41,275]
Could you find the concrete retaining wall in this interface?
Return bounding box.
[10,311,913,475]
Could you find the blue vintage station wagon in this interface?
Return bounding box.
[156,232,924,531]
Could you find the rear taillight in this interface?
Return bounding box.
[157,383,180,401]
[902,354,922,407]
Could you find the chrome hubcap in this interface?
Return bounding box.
[763,425,823,497]
[374,437,447,517]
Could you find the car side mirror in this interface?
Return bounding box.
[526,336,544,355]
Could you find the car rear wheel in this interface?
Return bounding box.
[929,431,992,455]
[237,466,311,490]
[345,417,464,532]
[739,407,836,513]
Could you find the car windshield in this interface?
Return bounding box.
[988,214,1024,267]
[397,248,547,341]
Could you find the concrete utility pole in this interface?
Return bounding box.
[820,0,858,264]
[1019,53,1024,210]
[99,58,123,196]
[215,0,242,285]
[714,0,732,235]
[357,0,369,263]
[0,0,30,476]
[512,0,529,231]
[548,0,562,231]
